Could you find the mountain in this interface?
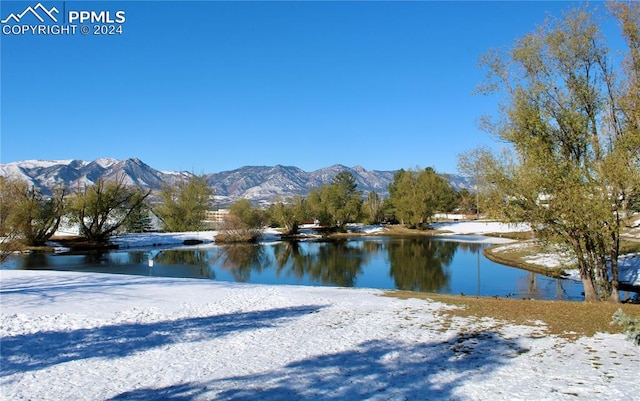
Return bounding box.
[0,158,191,196]
[0,158,473,204]
[204,164,396,203]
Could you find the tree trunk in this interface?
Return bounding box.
[608,219,623,303]
[572,239,600,302]
[609,249,621,303]
[581,276,599,302]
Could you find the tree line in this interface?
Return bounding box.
[266,168,461,236]
[0,166,466,250]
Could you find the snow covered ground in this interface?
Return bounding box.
[2,220,639,400]
[1,269,639,401]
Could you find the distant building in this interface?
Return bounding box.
[205,209,230,223]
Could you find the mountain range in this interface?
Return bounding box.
[0,158,473,205]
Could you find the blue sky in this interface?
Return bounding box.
[0,1,623,174]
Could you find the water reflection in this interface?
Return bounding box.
[21,252,51,269]
[213,244,269,282]
[387,238,456,292]
[270,240,372,286]
[517,272,573,300]
[153,249,214,279]
[2,237,588,300]
[272,241,312,280]
[303,240,369,287]
[18,248,216,279]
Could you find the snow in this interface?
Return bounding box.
[110,231,217,249]
[563,256,640,287]
[93,158,119,168]
[346,223,389,235]
[107,225,389,247]
[492,242,576,269]
[1,269,638,400]
[3,222,640,399]
[431,220,532,234]
[0,159,78,169]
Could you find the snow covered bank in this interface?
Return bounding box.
[110,231,218,249]
[431,220,532,235]
[491,241,640,288]
[1,270,639,400]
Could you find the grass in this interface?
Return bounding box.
[484,238,640,279]
[483,241,570,278]
[386,291,640,339]
[379,225,438,236]
[621,239,640,254]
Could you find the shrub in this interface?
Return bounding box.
[215,215,261,243]
[612,309,640,346]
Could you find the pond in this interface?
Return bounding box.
[2,236,587,301]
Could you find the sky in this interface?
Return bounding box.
[0,1,626,174]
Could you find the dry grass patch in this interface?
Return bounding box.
[620,239,640,254]
[385,291,640,339]
[382,225,441,236]
[484,241,573,278]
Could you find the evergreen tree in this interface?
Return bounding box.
[121,202,154,233]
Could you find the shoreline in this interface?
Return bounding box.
[9,221,640,295]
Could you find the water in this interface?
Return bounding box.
[1,236,586,301]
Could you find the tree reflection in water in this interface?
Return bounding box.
[214,244,270,282]
[272,240,384,287]
[303,240,370,287]
[6,237,588,300]
[272,241,311,280]
[21,252,51,269]
[387,238,457,292]
[153,250,214,279]
[517,271,570,300]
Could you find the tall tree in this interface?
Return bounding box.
[229,199,264,228]
[1,177,67,246]
[154,175,213,232]
[267,196,308,235]
[363,191,384,224]
[69,176,151,243]
[11,182,66,246]
[467,3,640,302]
[387,167,456,228]
[307,171,363,230]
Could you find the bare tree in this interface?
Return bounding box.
[69,175,151,243]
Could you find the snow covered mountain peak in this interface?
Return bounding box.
[0,158,473,203]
